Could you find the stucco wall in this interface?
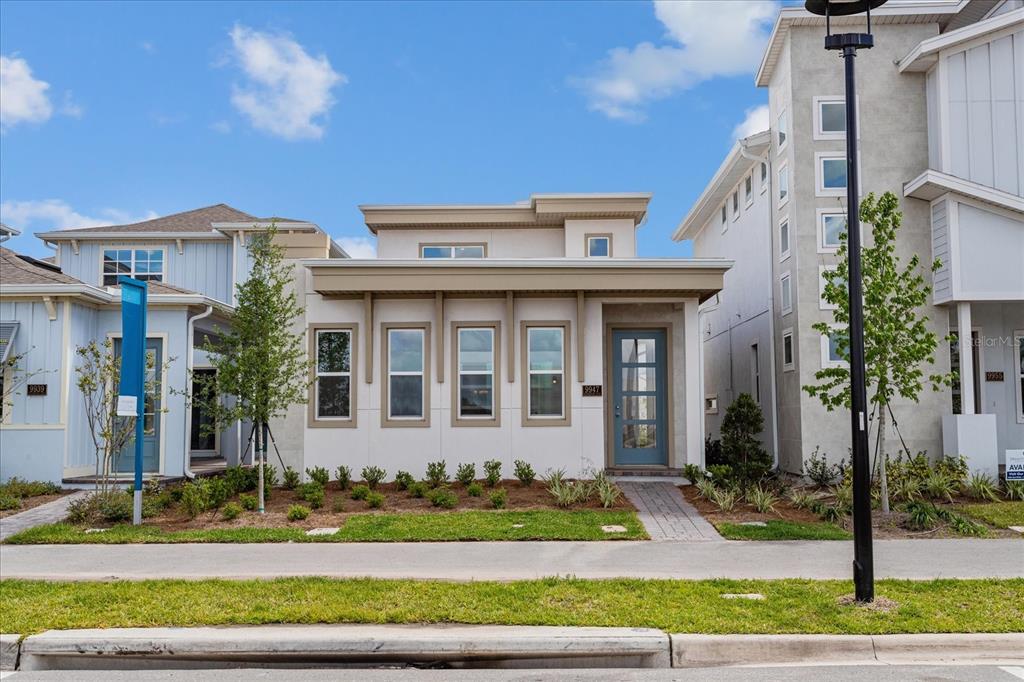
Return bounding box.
[970,300,1024,460]
[563,219,637,258]
[376,228,566,259]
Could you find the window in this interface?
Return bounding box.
[454,324,499,424]
[779,217,790,261]
[744,175,753,206]
[782,328,794,371]
[102,248,164,285]
[384,326,429,424]
[816,153,848,195]
[704,394,719,415]
[522,323,569,424]
[821,329,849,368]
[420,244,485,259]
[818,210,847,252]
[760,162,768,192]
[819,265,839,311]
[777,163,789,207]
[731,191,740,219]
[720,205,728,231]
[780,272,792,315]
[586,235,611,258]
[190,368,217,450]
[751,343,760,405]
[777,109,788,151]
[314,329,352,421]
[815,97,847,139]
[1015,332,1024,423]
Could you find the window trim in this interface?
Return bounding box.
[815,151,849,197]
[190,367,220,452]
[750,341,760,406]
[780,271,793,316]
[418,243,488,259]
[776,109,788,153]
[520,320,571,427]
[818,265,839,311]
[731,190,741,221]
[99,245,167,287]
[308,323,358,428]
[744,174,754,207]
[782,327,795,371]
[381,322,431,427]
[760,161,769,194]
[820,328,849,369]
[777,162,790,208]
[778,215,791,262]
[817,208,847,253]
[451,321,501,427]
[720,204,729,233]
[584,233,613,258]
[1015,330,1024,424]
[704,394,719,415]
[813,95,859,141]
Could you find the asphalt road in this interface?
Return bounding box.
[3,665,1023,681]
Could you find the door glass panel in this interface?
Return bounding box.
[622,424,657,449]
[622,367,656,393]
[623,396,656,420]
[621,338,656,364]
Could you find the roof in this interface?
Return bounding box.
[0,247,84,285]
[51,204,257,235]
[673,130,771,242]
[0,223,20,238]
[898,7,1024,72]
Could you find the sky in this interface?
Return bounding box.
[0,0,786,259]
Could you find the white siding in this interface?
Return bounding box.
[931,199,952,302]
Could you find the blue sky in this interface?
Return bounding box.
[0,1,783,259]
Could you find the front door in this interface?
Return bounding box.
[612,329,668,466]
[114,337,162,473]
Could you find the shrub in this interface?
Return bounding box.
[804,446,842,487]
[0,494,21,511]
[206,478,230,509]
[709,487,737,512]
[513,460,536,487]
[455,462,476,486]
[261,463,279,489]
[467,482,483,497]
[180,480,211,518]
[351,484,371,501]
[430,488,458,509]
[704,436,726,467]
[935,506,986,536]
[98,491,133,522]
[935,455,969,488]
[394,471,415,491]
[549,479,591,508]
[361,466,387,489]
[706,464,733,485]
[831,482,853,515]
[367,491,385,509]
[225,466,257,495]
[787,489,817,510]
[426,460,450,487]
[483,459,502,487]
[818,504,844,524]
[746,485,777,514]
[287,505,310,521]
[0,477,62,498]
[66,494,96,523]
[682,464,705,484]
[221,502,242,521]
[297,482,325,509]
[921,471,956,503]
[1005,480,1024,501]
[407,481,428,499]
[905,500,938,531]
[594,473,621,509]
[720,393,772,487]
[964,471,1000,501]
[891,476,922,503]
[306,466,330,487]
[331,499,346,513]
[336,466,352,490]
[239,493,258,511]
[490,488,508,509]
[695,479,718,500]
[283,467,301,490]
[542,468,565,489]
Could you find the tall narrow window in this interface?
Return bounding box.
[815,97,847,139]
[732,191,740,218]
[751,343,760,405]
[744,175,753,206]
[190,368,217,450]
[586,236,611,258]
[782,328,794,371]
[103,248,164,285]
[386,327,426,421]
[777,110,788,150]
[821,329,849,368]
[817,153,848,195]
[819,210,847,251]
[779,217,790,261]
[720,205,728,231]
[760,161,768,190]
[780,272,792,315]
[456,326,496,420]
[314,329,352,420]
[524,324,568,422]
[777,164,789,206]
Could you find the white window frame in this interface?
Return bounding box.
[780,271,793,316]
[419,244,486,259]
[818,265,839,311]
[777,109,788,153]
[586,235,611,258]
[314,329,353,422]
[1015,330,1024,424]
[100,245,167,286]
[731,190,740,221]
[386,327,427,422]
[750,341,760,405]
[526,325,566,421]
[815,152,849,197]
[778,216,791,262]
[744,174,753,207]
[813,96,858,141]
[760,162,769,193]
[456,326,496,421]
[777,162,790,208]
[720,204,728,232]
[820,328,849,369]
[782,327,795,371]
[704,394,719,415]
[817,208,847,253]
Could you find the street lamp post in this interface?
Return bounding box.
[804,0,888,603]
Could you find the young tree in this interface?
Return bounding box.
[190,226,309,512]
[803,191,953,512]
[720,393,773,488]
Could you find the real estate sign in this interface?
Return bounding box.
[117,276,148,524]
[1007,450,1024,481]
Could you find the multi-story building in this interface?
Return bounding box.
[678,0,1024,475]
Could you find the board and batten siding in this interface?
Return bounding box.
[0,300,64,424]
[931,199,953,303]
[65,303,101,470]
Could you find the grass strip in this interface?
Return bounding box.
[1,578,1021,635]
[3,510,646,544]
[716,520,852,541]
[959,501,1024,529]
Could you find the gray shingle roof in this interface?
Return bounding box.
[57,204,257,234]
[0,247,84,285]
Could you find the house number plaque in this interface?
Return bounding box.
[582,385,602,397]
[985,372,1004,382]
[26,384,48,396]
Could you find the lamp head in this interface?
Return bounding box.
[805,0,888,16]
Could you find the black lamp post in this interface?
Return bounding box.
[804,0,887,603]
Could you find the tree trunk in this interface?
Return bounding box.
[877,407,890,514]
[256,422,265,514]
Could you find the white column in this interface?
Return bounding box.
[957,301,974,415]
[683,299,702,466]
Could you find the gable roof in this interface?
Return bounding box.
[0,247,84,285]
[53,204,257,235]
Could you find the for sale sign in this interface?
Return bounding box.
[1007,450,1024,481]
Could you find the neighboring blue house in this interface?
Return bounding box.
[0,205,345,485]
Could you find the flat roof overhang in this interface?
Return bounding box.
[306,258,732,303]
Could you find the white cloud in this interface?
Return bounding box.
[60,91,83,118]
[732,104,769,139]
[228,25,345,140]
[575,1,779,122]
[0,199,158,232]
[210,120,232,134]
[336,236,376,259]
[0,55,53,130]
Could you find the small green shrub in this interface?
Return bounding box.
[429,488,458,509]
[361,466,386,489]
[98,491,133,522]
[905,500,938,531]
[935,455,969,488]
[336,466,352,490]
[548,477,591,508]
[695,478,718,500]
[261,463,279,489]
[787,489,817,510]
[483,459,502,487]
[709,487,737,512]
[922,471,957,502]
[206,478,230,509]
[0,477,62,498]
[818,504,844,524]
[367,491,385,509]
[1005,480,1024,501]
[513,460,536,487]
[682,463,705,484]
[747,485,777,514]
[804,446,842,487]
[224,466,257,495]
[65,494,96,523]
[297,482,325,509]
[351,484,370,501]
[283,467,301,490]
[306,466,330,487]
[706,464,733,485]
[221,502,242,521]
[595,476,621,509]
[394,471,415,491]
[891,476,922,503]
[489,488,508,509]
[180,480,211,518]
[466,482,483,497]
[964,471,1000,501]
[935,507,986,536]
[831,482,853,515]
[287,505,310,521]
[239,493,258,511]
[331,499,345,513]
[455,462,475,486]
[426,460,449,487]
[720,393,773,487]
[407,481,428,499]
[0,494,21,511]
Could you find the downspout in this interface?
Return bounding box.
[183,305,214,479]
[739,137,781,470]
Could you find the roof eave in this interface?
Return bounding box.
[36,231,229,241]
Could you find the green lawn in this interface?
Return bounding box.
[959,501,1024,529]
[716,520,852,541]
[3,510,646,544]
[1,578,1021,635]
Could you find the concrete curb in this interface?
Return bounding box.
[0,634,20,671]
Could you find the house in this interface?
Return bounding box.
[0,204,345,484]
[273,193,731,479]
[676,0,1024,475]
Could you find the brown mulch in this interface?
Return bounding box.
[0,491,71,519]
[680,485,1020,540]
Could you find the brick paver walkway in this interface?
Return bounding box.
[0,490,90,541]
[618,481,722,542]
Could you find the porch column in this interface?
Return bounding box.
[957,301,974,415]
[683,299,702,466]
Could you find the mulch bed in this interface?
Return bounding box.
[0,491,71,519]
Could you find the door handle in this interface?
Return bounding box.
[614,404,620,417]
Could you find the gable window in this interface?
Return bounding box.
[720,205,728,231]
[314,329,353,421]
[777,163,789,207]
[815,97,847,139]
[744,175,753,206]
[780,272,793,315]
[420,244,485,259]
[818,210,847,252]
[760,162,768,191]
[779,217,790,261]
[102,248,164,285]
[777,109,788,151]
[454,324,499,423]
[731,191,740,219]
[782,328,794,371]
[522,323,570,425]
[816,153,848,195]
[383,325,429,425]
[586,235,611,258]
[821,329,849,368]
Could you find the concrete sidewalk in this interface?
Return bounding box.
[1,538,1020,581]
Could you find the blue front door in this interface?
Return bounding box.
[612,329,668,466]
[114,338,162,474]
